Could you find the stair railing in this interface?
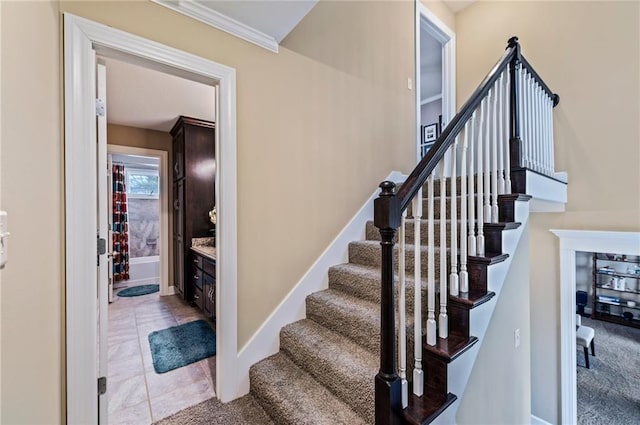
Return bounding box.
[374,37,559,424]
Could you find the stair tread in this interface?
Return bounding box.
[250,352,368,425]
[449,290,496,308]
[281,319,377,422]
[404,392,458,425]
[423,335,479,363]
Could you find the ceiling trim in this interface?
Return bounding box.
[421,93,442,106]
[152,0,279,53]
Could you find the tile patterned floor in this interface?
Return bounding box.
[107,287,217,425]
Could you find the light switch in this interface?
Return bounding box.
[0,211,9,269]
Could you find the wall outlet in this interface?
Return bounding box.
[514,328,520,348]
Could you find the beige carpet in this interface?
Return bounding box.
[153,395,273,425]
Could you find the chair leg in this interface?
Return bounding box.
[590,339,595,356]
[584,347,590,369]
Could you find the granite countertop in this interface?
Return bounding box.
[191,237,216,260]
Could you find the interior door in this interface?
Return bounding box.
[96,59,110,425]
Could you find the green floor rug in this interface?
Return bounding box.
[148,320,216,374]
[117,284,159,297]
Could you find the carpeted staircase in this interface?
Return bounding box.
[247,179,512,425]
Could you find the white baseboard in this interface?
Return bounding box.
[163,285,176,296]
[235,171,406,395]
[531,414,552,425]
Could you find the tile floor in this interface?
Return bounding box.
[107,286,216,425]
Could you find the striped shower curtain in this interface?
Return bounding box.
[112,164,130,282]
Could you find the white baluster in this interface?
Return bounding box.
[519,67,528,169]
[398,210,408,407]
[535,84,543,174]
[544,94,552,176]
[526,73,536,171]
[491,81,499,223]
[439,161,448,338]
[426,174,437,346]
[548,95,555,175]
[468,112,477,256]
[476,98,486,257]
[460,123,469,293]
[497,72,506,195]
[505,68,512,193]
[412,192,423,396]
[483,89,492,223]
[450,141,459,296]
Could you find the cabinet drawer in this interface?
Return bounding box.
[192,267,203,291]
[193,286,203,310]
[203,258,215,277]
[192,253,203,271]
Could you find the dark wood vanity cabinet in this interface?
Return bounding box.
[191,251,216,320]
[171,116,215,301]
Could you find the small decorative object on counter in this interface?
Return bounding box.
[208,207,217,225]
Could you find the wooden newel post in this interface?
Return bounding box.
[373,181,402,425]
[507,35,523,170]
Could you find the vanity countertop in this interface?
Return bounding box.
[191,237,216,260]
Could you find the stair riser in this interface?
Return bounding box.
[349,242,447,276]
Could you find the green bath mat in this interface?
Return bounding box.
[148,320,216,374]
[117,284,159,297]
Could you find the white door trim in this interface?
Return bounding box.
[415,1,456,161]
[550,229,640,425]
[106,145,170,296]
[64,14,239,424]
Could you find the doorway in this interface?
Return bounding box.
[64,14,239,425]
[415,1,455,160]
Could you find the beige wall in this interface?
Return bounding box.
[458,223,531,424]
[1,1,417,422]
[108,123,174,288]
[0,1,64,424]
[456,2,640,422]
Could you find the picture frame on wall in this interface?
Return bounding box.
[423,123,439,143]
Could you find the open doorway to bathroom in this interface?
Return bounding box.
[102,56,218,424]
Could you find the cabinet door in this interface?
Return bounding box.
[174,236,184,295]
[203,273,214,317]
[172,128,185,181]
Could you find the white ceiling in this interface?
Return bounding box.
[195,0,318,42]
[420,27,442,101]
[442,1,476,14]
[103,57,215,132]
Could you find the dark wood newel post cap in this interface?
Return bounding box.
[552,93,560,107]
[379,181,397,196]
[507,36,519,48]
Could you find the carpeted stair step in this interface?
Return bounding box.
[328,262,432,315]
[348,240,447,276]
[306,289,383,353]
[365,219,456,246]
[280,319,377,424]
[250,352,368,425]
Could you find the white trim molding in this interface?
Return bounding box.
[415,1,456,161]
[107,145,169,295]
[550,229,640,425]
[151,0,279,53]
[531,414,553,425]
[236,171,406,394]
[64,14,238,424]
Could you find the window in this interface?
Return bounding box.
[126,168,159,199]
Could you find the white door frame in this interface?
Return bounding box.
[64,13,238,424]
[415,1,456,161]
[107,145,170,296]
[550,229,640,425]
